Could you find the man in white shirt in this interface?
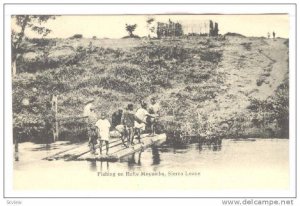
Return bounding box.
[134,101,155,141]
[95,113,111,155]
[83,99,98,154]
[148,97,160,136]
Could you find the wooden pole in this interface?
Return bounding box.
[14,136,19,161]
[52,95,59,142]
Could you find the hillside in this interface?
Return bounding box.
[12,36,289,142]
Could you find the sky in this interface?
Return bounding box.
[12,14,289,38]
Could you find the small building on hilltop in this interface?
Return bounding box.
[154,18,219,38]
[156,19,184,38]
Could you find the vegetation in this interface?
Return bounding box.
[247,79,289,137]
[70,34,83,39]
[12,35,289,143]
[224,32,246,38]
[125,24,138,38]
[11,15,56,76]
[146,17,156,37]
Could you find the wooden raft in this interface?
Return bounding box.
[44,133,166,162]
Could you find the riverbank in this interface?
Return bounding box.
[12,36,289,142]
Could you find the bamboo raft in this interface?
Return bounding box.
[44,133,167,162]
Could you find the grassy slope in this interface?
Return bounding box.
[13,36,289,141]
[203,37,289,137]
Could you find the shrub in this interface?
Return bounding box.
[241,42,252,51]
[69,34,83,39]
[200,50,222,63]
[99,76,135,93]
[247,79,289,137]
[224,32,245,38]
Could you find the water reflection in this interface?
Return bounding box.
[127,151,142,169]
[151,146,161,165]
[115,139,223,170]
[89,160,97,172]
[199,137,222,152]
[14,140,19,161]
[14,151,19,162]
[88,160,111,172]
[100,161,110,172]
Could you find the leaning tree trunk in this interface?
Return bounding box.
[12,15,30,77]
[12,58,17,77]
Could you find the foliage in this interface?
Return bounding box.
[11,15,56,75]
[247,79,289,137]
[209,20,219,37]
[146,17,156,37]
[125,24,137,37]
[224,32,246,38]
[69,34,83,39]
[16,37,283,142]
[18,42,88,73]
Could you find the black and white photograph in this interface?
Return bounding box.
[1,1,298,203]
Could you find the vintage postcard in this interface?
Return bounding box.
[2,2,297,201]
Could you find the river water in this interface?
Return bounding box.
[13,138,289,191]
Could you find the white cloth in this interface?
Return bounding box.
[134,108,150,131]
[95,119,111,141]
[134,122,146,130]
[135,108,149,123]
[115,124,125,133]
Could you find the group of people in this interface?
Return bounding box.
[83,98,160,156]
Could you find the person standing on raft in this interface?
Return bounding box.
[135,101,156,140]
[95,113,111,156]
[83,99,98,154]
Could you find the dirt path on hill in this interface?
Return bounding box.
[202,37,289,122]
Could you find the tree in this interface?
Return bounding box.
[213,22,219,36]
[11,15,56,77]
[146,17,155,38]
[175,22,183,36]
[209,20,214,36]
[125,24,137,37]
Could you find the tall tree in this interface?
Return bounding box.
[11,15,56,77]
[213,22,219,36]
[146,17,155,38]
[125,24,137,37]
[209,20,214,37]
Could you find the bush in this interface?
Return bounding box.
[224,32,245,38]
[122,35,140,39]
[200,50,222,63]
[247,79,289,137]
[69,34,83,39]
[28,38,55,47]
[99,76,135,93]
